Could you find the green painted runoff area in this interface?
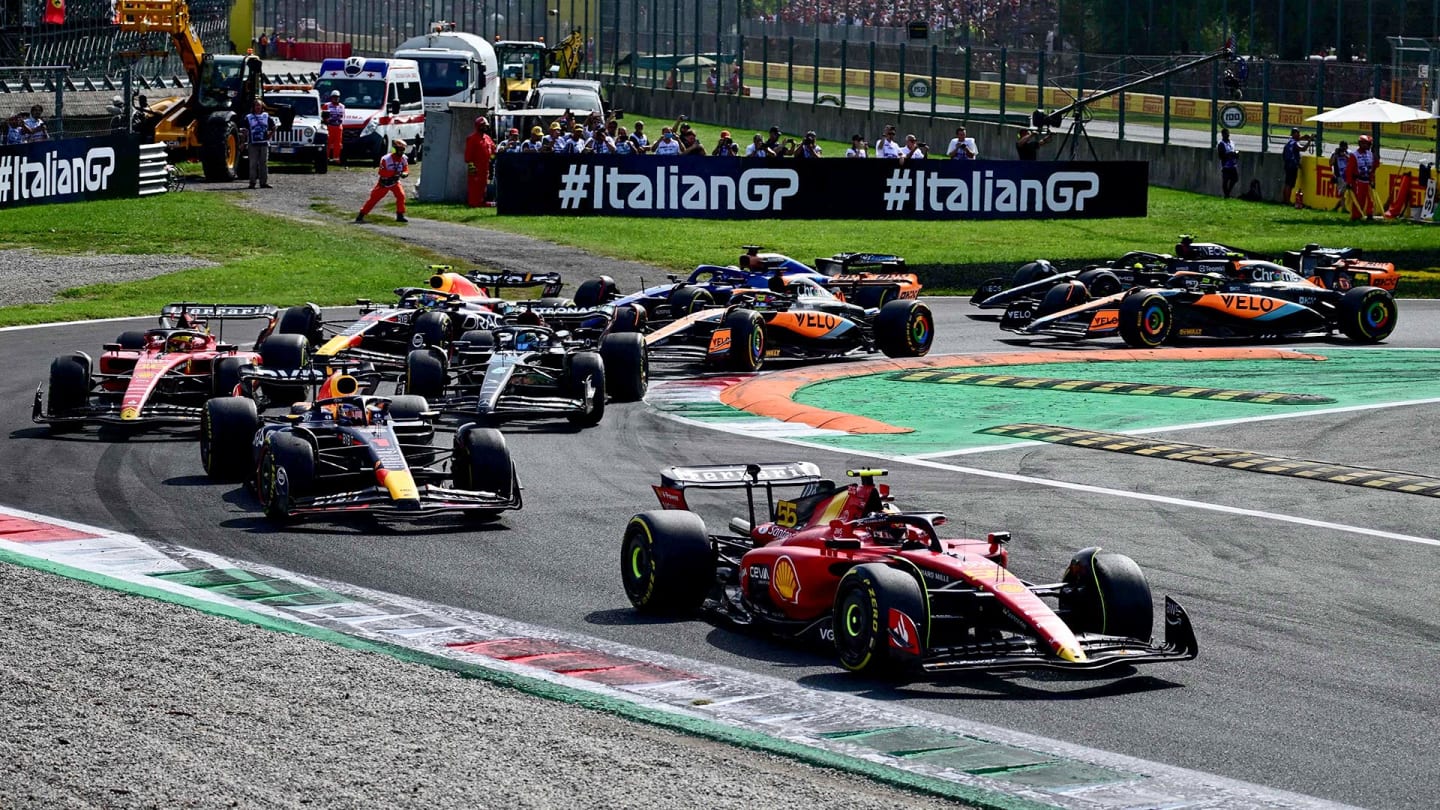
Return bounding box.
[790,350,1440,455]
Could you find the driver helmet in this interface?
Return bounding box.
[166,333,200,351]
[513,330,540,351]
[333,401,366,425]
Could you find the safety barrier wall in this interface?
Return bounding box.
[0,133,142,210]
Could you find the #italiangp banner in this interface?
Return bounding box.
[495,154,1148,219]
[0,135,140,210]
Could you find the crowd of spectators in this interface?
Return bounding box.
[0,105,49,145]
[754,0,1057,49]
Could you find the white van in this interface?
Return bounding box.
[314,57,425,163]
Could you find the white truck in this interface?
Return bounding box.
[394,29,500,113]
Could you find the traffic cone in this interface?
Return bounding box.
[1293,187,1305,210]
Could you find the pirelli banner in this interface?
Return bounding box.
[495,154,1148,219]
[0,135,141,210]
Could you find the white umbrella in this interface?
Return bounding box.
[674,56,716,69]
[1306,97,1436,123]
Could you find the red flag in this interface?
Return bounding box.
[43,0,65,25]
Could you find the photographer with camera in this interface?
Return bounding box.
[794,131,823,158]
[900,134,929,165]
[712,130,740,157]
[946,126,977,160]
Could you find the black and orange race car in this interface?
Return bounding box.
[1282,243,1400,292]
[1000,262,1398,347]
[642,275,934,371]
[621,464,1197,675]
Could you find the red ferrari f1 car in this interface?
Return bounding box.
[33,303,283,431]
[621,464,1197,675]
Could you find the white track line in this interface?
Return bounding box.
[655,410,1440,548]
[0,315,152,332]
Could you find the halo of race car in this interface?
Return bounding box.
[30,240,1407,679]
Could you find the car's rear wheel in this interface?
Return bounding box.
[411,311,452,350]
[565,351,606,426]
[1076,268,1123,298]
[46,352,91,431]
[721,308,765,372]
[115,330,147,350]
[621,510,713,615]
[454,424,515,521]
[599,332,647,402]
[833,563,928,679]
[276,304,323,344]
[201,396,260,481]
[258,432,314,523]
[1337,286,1397,343]
[1118,292,1174,348]
[874,300,934,358]
[405,348,448,400]
[1058,547,1154,641]
[853,284,899,310]
[669,286,714,317]
[611,304,646,333]
[573,276,618,308]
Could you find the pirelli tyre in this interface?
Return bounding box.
[201,396,261,482]
[621,509,713,615]
[833,563,928,678]
[573,276,619,308]
[610,304,646,333]
[1036,279,1088,318]
[411,311,453,350]
[1076,268,1123,298]
[459,329,495,353]
[1058,547,1154,641]
[565,351,607,427]
[454,424,516,521]
[1337,286,1397,343]
[257,432,314,522]
[1118,291,1174,348]
[276,304,324,344]
[200,113,240,182]
[45,352,91,431]
[853,284,899,310]
[211,356,246,399]
[720,308,766,372]
[115,330,148,350]
[258,333,309,404]
[874,300,934,358]
[669,286,714,317]
[1012,259,1058,287]
[599,332,648,402]
[404,348,448,400]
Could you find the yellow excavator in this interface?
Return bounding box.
[117,0,290,181]
[495,30,584,109]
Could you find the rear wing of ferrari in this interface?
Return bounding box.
[159,303,280,343]
[653,462,824,521]
[464,271,565,298]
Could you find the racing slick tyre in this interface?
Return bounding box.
[454,424,515,521]
[833,563,928,679]
[275,304,324,344]
[115,330,148,350]
[258,432,314,523]
[573,276,618,308]
[720,309,766,372]
[388,394,436,452]
[610,304,646,333]
[404,348,448,400]
[388,394,430,421]
[1118,291,1174,349]
[1076,269,1123,299]
[1059,548,1154,641]
[200,113,240,182]
[969,277,1008,306]
[621,509,713,615]
[1012,259,1058,287]
[211,356,246,399]
[45,352,91,432]
[853,284,899,310]
[1036,280,1088,318]
[599,332,648,402]
[258,333,309,405]
[669,286,715,317]
[875,300,935,358]
[565,352,607,427]
[411,312,453,350]
[458,329,494,353]
[1337,286,1397,343]
[201,397,261,482]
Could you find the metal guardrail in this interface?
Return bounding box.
[137,142,170,196]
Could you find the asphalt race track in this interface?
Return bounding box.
[8,300,1440,809]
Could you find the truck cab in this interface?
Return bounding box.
[394,28,500,112]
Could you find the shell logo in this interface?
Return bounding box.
[120,406,139,420]
[772,556,800,603]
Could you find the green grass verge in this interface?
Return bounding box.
[0,192,460,326]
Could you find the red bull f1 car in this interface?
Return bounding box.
[1001,262,1398,347]
[621,464,1197,675]
[643,275,934,371]
[33,303,282,432]
[200,368,521,522]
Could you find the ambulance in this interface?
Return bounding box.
[314,57,425,163]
